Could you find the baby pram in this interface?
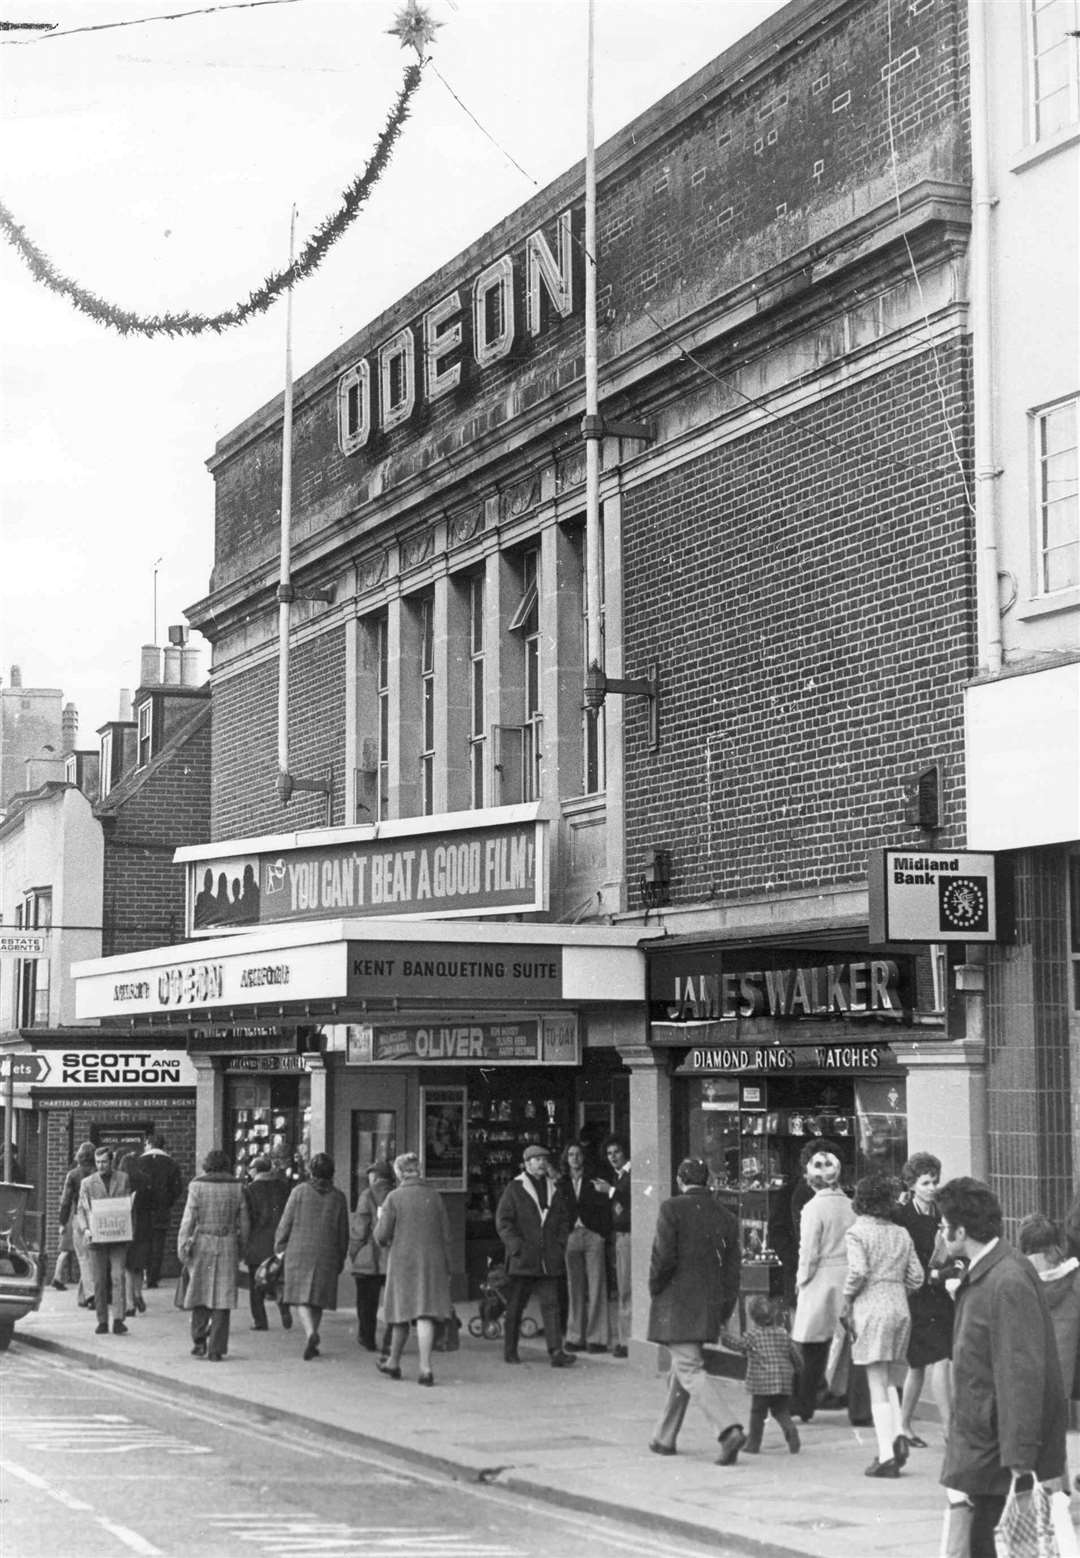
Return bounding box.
[467,1256,539,1340]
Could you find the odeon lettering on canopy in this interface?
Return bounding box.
[336,208,580,456]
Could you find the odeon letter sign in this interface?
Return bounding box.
[337,208,578,456]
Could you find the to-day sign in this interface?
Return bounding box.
[188,819,545,933]
[868,849,1001,943]
[5,1050,197,1088]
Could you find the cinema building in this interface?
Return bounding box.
[72,0,1076,1313]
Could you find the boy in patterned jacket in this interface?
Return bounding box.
[719,1295,802,1454]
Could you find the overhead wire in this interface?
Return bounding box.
[0,0,304,45]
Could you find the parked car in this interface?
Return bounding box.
[0,1181,44,1350]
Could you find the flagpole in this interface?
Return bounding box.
[276,207,297,803]
[583,0,603,688]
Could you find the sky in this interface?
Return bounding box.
[0,0,788,740]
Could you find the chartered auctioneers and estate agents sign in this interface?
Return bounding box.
[868,848,1003,943]
[186,818,544,934]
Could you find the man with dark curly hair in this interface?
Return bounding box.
[938,1177,1067,1558]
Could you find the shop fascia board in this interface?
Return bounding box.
[72,916,666,1019]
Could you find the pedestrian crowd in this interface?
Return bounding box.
[50,1127,1080,1557]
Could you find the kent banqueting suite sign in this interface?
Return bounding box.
[186,818,543,933]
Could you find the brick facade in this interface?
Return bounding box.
[99,704,212,955]
[621,339,975,903]
[210,628,346,840]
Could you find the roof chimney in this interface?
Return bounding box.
[61,702,78,754]
[118,688,133,723]
[140,645,164,687]
[9,665,21,688]
[180,643,202,687]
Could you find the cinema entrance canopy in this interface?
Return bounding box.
[73,917,655,1029]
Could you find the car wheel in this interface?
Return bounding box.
[0,1321,14,1352]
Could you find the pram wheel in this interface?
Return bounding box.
[520,1316,539,1338]
[468,1314,485,1338]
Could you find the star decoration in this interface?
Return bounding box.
[388,0,441,59]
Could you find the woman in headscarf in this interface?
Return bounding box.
[177,1148,249,1361]
[375,1152,453,1386]
[791,1148,855,1423]
[274,1151,349,1361]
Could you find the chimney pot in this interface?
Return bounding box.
[163,646,182,686]
[140,645,164,687]
[118,688,133,723]
[10,665,21,688]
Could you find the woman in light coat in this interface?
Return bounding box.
[274,1151,349,1361]
[177,1148,249,1361]
[842,1173,923,1478]
[375,1152,452,1386]
[791,1149,855,1422]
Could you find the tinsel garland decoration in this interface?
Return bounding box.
[0,60,423,338]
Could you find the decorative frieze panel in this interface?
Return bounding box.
[448,504,485,548]
[400,527,437,572]
[500,472,542,523]
[356,550,389,594]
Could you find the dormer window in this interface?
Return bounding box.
[137,700,153,769]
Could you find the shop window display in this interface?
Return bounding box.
[682,1073,907,1308]
[463,1075,572,1295]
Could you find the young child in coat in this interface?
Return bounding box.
[719,1295,802,1454]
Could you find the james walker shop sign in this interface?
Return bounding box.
[186,818,543,933]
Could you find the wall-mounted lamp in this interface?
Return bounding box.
[639,846,672,910]
[584,659,659,750]
[902,761,942,832]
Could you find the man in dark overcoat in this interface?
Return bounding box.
[140,1130,183,1288]
[495,1143,576,1368]
[938,1177,1067,1558]
[647,1156,746,1463]
[242,1155,293,1330]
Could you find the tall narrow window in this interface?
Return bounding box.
[15,888,51,1029]
[468,573,486,808]
[137,700,153,768]
[507,546,542,802]
[99,729,114,796]
[420,593,435,815]
[376,614,390,820]
[1030,0,1080,141]
[1036,397,1078,593]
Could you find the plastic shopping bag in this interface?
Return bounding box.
[994,1476,1069,1558]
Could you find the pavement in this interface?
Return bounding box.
[12,1283,1080,1558]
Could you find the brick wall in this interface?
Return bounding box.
[100,712,212,956]
[211,626,347,840]
[621,338,975,903]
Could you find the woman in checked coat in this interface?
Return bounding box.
[274,1152,350,1361]
[177,1148,250,1361]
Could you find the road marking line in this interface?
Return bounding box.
[94,1517,163,1555]
[0,1457,94,1511]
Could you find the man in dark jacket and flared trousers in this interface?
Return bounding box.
[495,1143,577,1368]
[647,1157,746,1464]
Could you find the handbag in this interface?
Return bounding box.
[994,1476,1071,1558]
[254,1253,284,1300]
[825,1317,851,1397]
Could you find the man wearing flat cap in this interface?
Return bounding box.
[647,1157,747,1464]
[495,1143,576,1368]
